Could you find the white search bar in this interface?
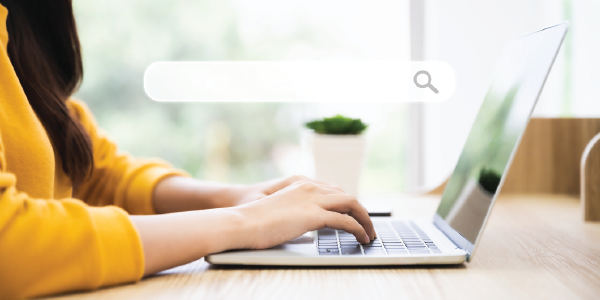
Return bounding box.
[144,61,455,102]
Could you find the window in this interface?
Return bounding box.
[74,0,411,193]
[419,0,599,190]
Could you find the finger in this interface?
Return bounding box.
[360,204,377,238]
[291,181,346,195]
[287,175,346,193]
[311,183,346,194]
[291,182,368,239]
[317,194,375,240]
[262,176,336,195]
[320,211,370,244]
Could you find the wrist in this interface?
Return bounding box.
[216,184,250,208]
[213,207,254,251]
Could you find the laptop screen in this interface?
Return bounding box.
[435,24,568,246]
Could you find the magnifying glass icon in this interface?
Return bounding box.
[413,70,439,94]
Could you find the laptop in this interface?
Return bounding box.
[206,22,569,266]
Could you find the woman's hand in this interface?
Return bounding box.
[133,180,374,276]
[229,175,339,206]
[153,175,339,213]
[234,180,375,249]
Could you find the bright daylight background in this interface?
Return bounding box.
[73,0,410,193]
[73,0,597,195]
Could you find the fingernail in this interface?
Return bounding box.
[365,233,370,243]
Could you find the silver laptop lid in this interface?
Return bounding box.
[433,23,569,261]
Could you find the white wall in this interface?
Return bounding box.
[570,0,600,117]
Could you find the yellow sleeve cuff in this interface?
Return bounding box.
[125,166,190,215]
[88,206,144,287]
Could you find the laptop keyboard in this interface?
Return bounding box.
[317,221,442,256]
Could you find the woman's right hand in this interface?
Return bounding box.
[132,180,375,276]
[233,181,375,249]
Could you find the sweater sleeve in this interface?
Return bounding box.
[69,100,189,215]
[0,136,145,299]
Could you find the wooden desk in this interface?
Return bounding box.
[48,195,600,300]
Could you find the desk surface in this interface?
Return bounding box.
[48,195,600,300]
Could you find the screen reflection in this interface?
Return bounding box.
[436,24,567,244]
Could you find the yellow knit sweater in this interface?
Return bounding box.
[0,5,187,299]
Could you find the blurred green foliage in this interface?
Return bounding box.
[72,0,409,192]
[478,168,501,194]
[305,115,368,135]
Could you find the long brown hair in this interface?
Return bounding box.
[1,0,93,185]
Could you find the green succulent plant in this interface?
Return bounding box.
[305,115,368,135]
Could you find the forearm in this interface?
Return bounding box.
[130,207,247,276]
[132,180,375,277]
[153,176,243,213]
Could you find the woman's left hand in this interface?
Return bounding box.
[153,175,342,213]
[229,175,343,206]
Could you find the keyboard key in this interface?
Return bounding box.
[362,246,383,250]
[364,250,386,255]
[318,248,339,253]
[341,246,363,255]
[386,250,409,254]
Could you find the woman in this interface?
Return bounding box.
[0,1,375,298]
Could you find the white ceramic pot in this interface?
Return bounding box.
[304,132,367,196]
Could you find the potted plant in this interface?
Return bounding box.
[303,115,368,196]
